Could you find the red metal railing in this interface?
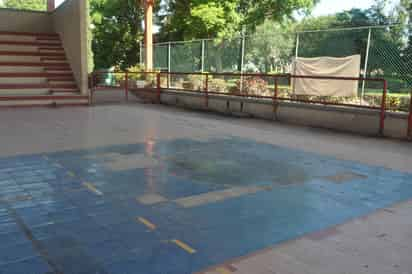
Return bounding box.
[90,70,404,136]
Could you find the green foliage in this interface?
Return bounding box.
[208,77,227,92]
[90,0,144,70]
[2,0,46,11]
[158,0,317,41]
[245,20,295,73]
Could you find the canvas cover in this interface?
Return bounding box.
[292,55,361,96]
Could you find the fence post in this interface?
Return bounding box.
[201,39,205,73]
[167,42,171,88]
[240,35,245,73]
[408,90,412,140]
[139,42,143,65]
[361,28,372,102]
[90,72,94,105]
[125,71,129,102]
[292,33,300,96]
[273,77,278,115]
[379,79,387,136]
[204,73,209,108]
[156,72,161,104]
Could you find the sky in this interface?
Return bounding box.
[3,0,398,16]
[312,0,375,16]
[56,0,65,7]
[311,0,400,16]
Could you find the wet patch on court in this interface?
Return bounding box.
[1,138,412,274]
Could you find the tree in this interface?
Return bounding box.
[2,0,46,11]
[158,0,317,41]
[244,20,295,73]
[90,0,144,69]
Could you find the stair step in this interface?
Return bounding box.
[41,57,67,61]
[0,95,89,108]
[0,36,37,42]
[0,83,77,89]
[0,56,41,62]
[0,41,62,47]
[0,51,65,57]
[36,37,60,42]
[0,72,72,77]
[45,68,72,72]
[48,78,75,82]
[0,78,47,84]
[0,66,44,73]
[50,89,80,93]
[39,47,64,51]
[0,62,69,67]
[0,31,59,37]
[0,45,38,52]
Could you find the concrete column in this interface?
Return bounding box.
[47,0,55,12]
[144,0,154,71]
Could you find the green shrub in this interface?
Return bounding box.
[182,75,203,90]
[208,78,227,93]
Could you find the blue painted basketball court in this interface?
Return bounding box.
[1,137,412,274]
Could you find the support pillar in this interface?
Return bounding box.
[47,0,55,12]
[143,0,154,71]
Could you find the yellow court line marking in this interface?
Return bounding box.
[67,171,76,177]
[216,267,232,274]
[82,182,103,196]
[171,239,196,254]
[137,217,157,230]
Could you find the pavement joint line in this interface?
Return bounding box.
[137,217,157,230]
[82,182,103,196]
[171,239,197,254]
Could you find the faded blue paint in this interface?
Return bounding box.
[0,138,411,274]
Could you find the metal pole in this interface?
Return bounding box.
[139,42,143,65]
[408,90,412,140]
[379,79,387,136]
[167,42,171,88]
[201,39,205,73]
[240,35,245,73]
[125,72,129,102]
[204,74,209,108]
[156,73,161,103]
[292,33,300,96]
[239,35,246,93]
[295,33,300,59]
[361,28,372,101]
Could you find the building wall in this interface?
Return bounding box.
[52,0,88,94]
[0,8,53,33]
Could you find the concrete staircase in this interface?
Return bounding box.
[0,31,89,107]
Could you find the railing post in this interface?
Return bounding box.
[125,71,129,102]
[379,79,387,136]
[157,72,161,104]
[90,72,94,105]
[273,77,278,115]
[408,90,412,140]
[204,73,209,108]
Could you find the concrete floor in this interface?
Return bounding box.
[0,102,412,274]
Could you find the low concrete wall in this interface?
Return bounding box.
[0,8,53,33]
[52,0,88,94]
[160,90,410,140]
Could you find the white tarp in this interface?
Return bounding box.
[292,55,361,96]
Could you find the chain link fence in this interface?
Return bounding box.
[143,24,411,112]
